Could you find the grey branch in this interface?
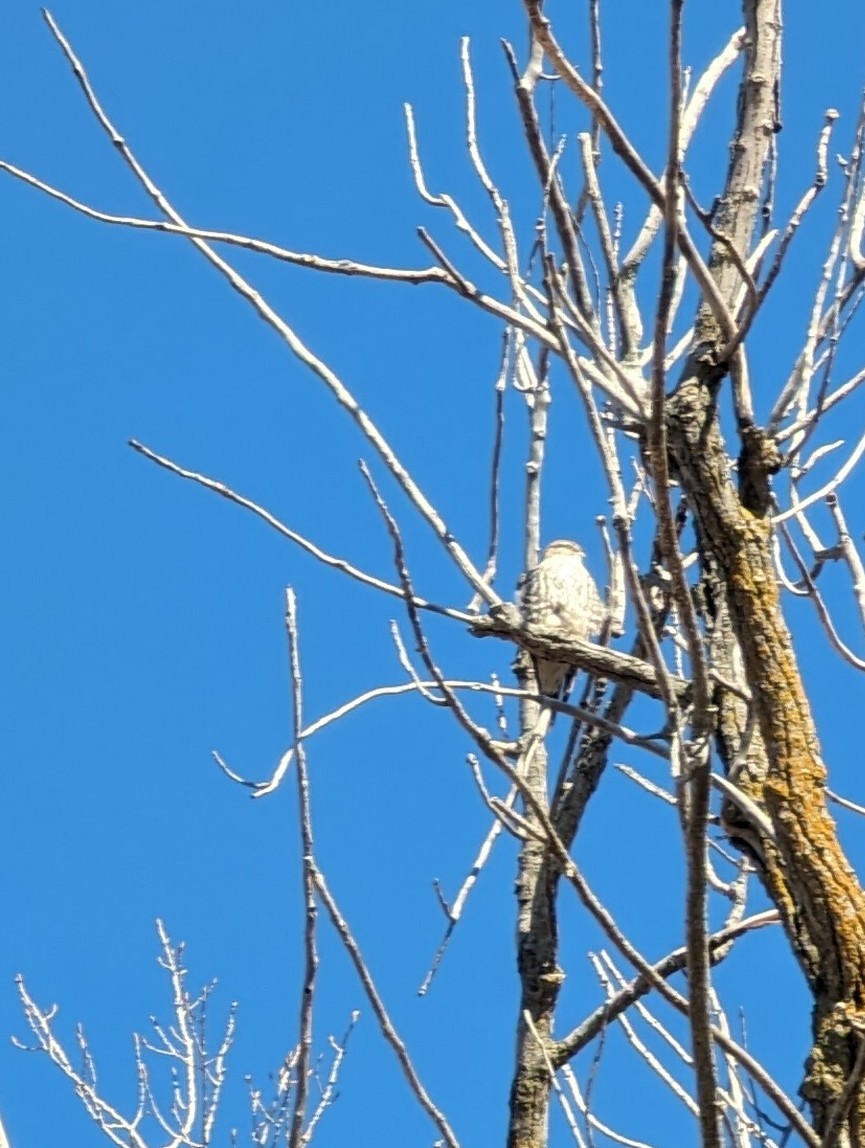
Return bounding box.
[470,603,690,702]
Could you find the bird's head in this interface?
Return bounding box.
[542,539,585,559]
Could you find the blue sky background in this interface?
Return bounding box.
[4,3,865,1146]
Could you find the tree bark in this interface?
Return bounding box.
[507,653,561,1148]
[668,384,865,1139]
[670,2,865,1138]
[507,0,865,1140]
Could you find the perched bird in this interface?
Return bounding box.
[521,539,605,696]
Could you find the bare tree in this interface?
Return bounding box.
[6,3,865,1146]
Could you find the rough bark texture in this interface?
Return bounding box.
[663,2,865,1138]
[506,1,865,1142]
[508,654,561,1148]
[505,598,670,1147]
[472,605,689,700]
[509,845,561,1148]
[669,386,865,1138]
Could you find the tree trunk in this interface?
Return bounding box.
[508,695,561,1148]
[666,2,865,1136]
[668,377,865,1143]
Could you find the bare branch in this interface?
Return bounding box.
[522,0,740,343]
[471,603,690,701]
[40,10,496,606]
[773,426,865,525]
[311,865,460,1148]
[826,491,865,634]
[724,109,838,356]
[0,158,452,283]
[129,439,473,623]
[554,862,816,1145]
[14,923,238,1148]
[418,790,518,996]
[284,590,318,1148]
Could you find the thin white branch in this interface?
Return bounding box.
[129,439,474,623]
[248,677,666,797]
[312,865,460,1148]
[0,159,452,283]
[773,426,865,524]
[41,10,496,606]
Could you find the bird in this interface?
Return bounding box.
[521,540,605,697]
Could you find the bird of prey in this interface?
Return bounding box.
[521,539,605,696]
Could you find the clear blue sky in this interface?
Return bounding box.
[3,4,865,1145]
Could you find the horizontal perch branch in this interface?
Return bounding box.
[470,603,690,702]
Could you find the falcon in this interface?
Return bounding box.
[521,539,605,696]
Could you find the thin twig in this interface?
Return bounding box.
[776,517,865,670]
[827,789,865,818]
[40,9,496,606]
[284,589,318,1148]
[592,953,698,1118]
[826,491,865,632]
[501,39,598,329]
[723,109,837,357]
[128,439,473,623]
[553,860,815,1144]
[240,675,663,798]
[0,159,452,283]
[522,0,739,343]
[311,865,460,1148]
[773,426,865,526]
[473,326,509,607]
[418,789,518,995]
